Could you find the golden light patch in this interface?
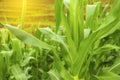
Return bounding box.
[0,0,55,27]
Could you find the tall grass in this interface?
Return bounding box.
[0,0,120,80]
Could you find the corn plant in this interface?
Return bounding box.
[0,0,120,80]
[53,0,120,80]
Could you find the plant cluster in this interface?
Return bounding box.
[0,0,120,80]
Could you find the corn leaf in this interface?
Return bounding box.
[95,71,120,80]
[0,23,53,50]
[10,64,28,80]
[55,0,63,32]
[48,70,62,80]
[108,54,120,74]
[71,0,120,75]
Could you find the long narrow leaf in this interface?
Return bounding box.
[0,23,53,50]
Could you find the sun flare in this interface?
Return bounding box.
[0,0,55,27]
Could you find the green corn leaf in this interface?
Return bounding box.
[0,23,53,50]
[60,5,78,63]
[48,70,62,80]
[71,0,120,75]
[84,29,91,39]
[95,71,120,80]
[0,29,7,44]
[108,54,120,74]
[69,0,80,47]
[78,0,84,41]
[64,0,70,10]
[11,39,22,63]
[10,64,28,80]
[55,0,63,32]
[93,44,120,55]
[86,2,102,31]
[72,21,120,76]
[38,27,67,48]
[86,4,97,29]
[53,50,73,80]
[100,4,109,21]
[0,55,4,80]
[21,56,35,67]
[38,27,73,62]
[0,51,12,80]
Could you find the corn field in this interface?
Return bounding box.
[0,0,55,31]
[0,0,120,80]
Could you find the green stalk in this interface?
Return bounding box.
[20,0,27,29]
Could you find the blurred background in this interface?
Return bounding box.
[0,0,55,31]
[0,0,113,31]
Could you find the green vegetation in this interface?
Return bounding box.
[0,0,120,80]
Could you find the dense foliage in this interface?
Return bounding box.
[0,0,120,80]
